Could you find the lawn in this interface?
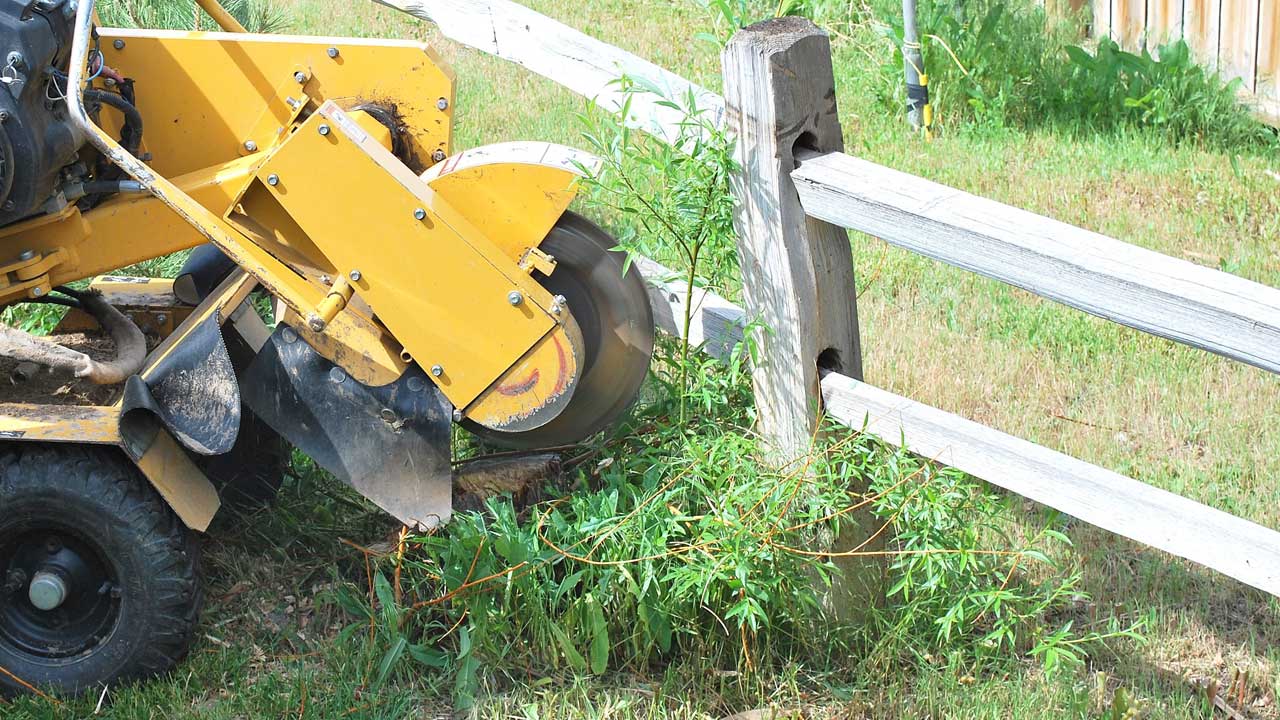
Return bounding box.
[5,0,1279,717]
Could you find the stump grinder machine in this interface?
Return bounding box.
[0,0,654,694]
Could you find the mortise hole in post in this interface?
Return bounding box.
[817,347,843,374]
[791,131,819,168]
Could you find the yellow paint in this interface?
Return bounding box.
[0,404,120,444]
[245,103,570,407]
[466,309,583,430]
[280,307,409,387]
[314,275,355,326]
[0,156,261,307]
[133,429,221,532]
[1,24,595,431]
[96,29,454,178]
[142,271,257,379]
[420,142,597,264]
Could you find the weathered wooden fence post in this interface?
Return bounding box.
[722,18,883,615]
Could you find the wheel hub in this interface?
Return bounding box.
[28,571,69,611]
[0,530,119,660]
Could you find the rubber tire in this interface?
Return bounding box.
[0,444,201,696]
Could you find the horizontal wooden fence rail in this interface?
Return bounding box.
[791,151,1280,375]
[373,0,725,144]
[381,0,1280,599]
[821,373,1280,596]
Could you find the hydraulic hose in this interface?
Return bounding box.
[83,89,143,155]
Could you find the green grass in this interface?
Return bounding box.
[5,0,1280,717]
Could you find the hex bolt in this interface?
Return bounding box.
[329,367,346,384]
[318,124,331,136]
[507,291,523,306]
[436,97,449,111]
[431,149,447,163]
[281,327,299,344]
[430,365,444,377]
[327,47,340,58]
[244,140,258,152]
[452,409,463,422]
[31,287,43,297]
[413,208,426,221]
[2,569,26,595]
[349,269,362,282]
[294,71,307,84]
[28,571,68,612]
[307,315,326,332]
[0,110,9,123]
[155,313,168,325]
[18,249,35,261]
[113,39,126,50]
[267,174,280,186]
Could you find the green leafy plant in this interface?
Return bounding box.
[863,446,1144,677]
[576,79,739,421]
[1058,38,1274,149]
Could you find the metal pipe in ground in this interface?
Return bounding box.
[901,0,926,131]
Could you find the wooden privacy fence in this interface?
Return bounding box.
[1090,0,1280,125]
[377,0,1280,599]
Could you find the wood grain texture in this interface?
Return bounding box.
[374,0,725,145]
[1092,0,1114,38]
[1182,0,1222,67]
[724,18,878,616]
[1257,0,1279,102]
[1114,0,1148,47]
[1219,0,1260,88]
[820,372,1280,598]
[791,151,1280,375]
[1147,0,1186,43]
[722,17,863,460]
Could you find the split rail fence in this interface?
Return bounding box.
[378,0,1280,599]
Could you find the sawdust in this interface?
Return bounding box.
[0,332,126,407]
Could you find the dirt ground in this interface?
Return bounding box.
[0,332,127,407]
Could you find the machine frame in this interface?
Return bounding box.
[0,1,605,530]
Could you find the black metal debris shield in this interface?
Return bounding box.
[241,325,453,529]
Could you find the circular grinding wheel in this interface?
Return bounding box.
[465,211,654,449]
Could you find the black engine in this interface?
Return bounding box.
[0,0,85,227]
